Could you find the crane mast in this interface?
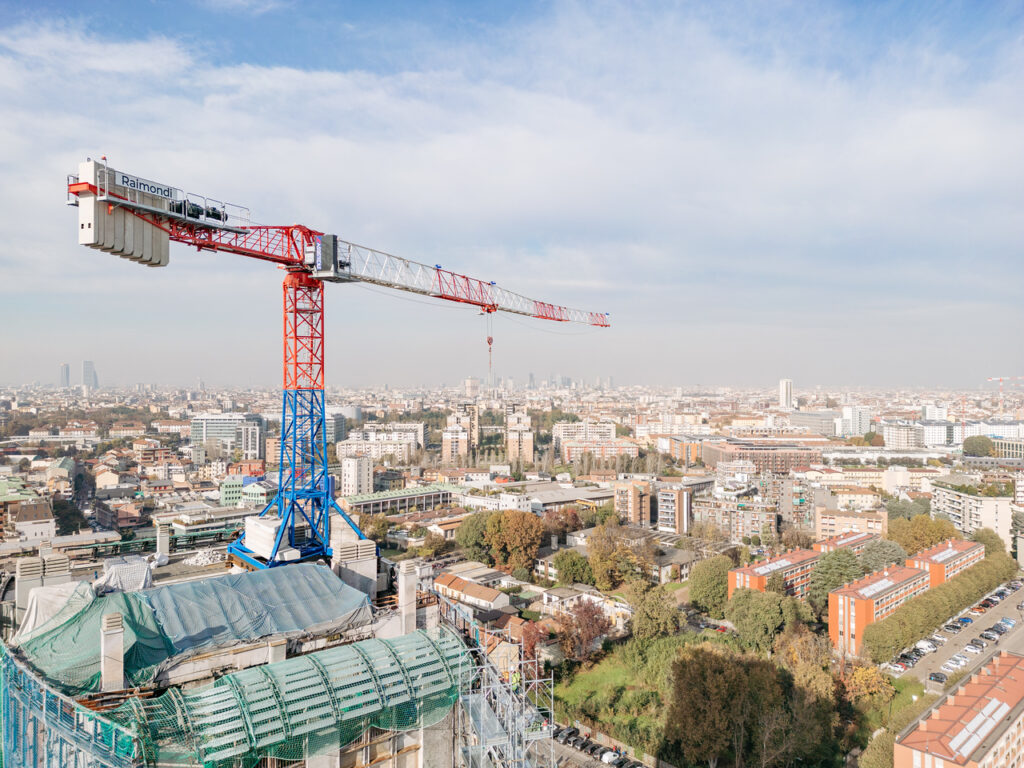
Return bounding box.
[67,159,609,568]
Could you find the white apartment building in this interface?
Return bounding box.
[190,413,264,454]
[335,438,413,462]
[833,406,873,438]
[932,482,1014,548]
[552,419,616,451]
[441,426,470,465]
[339,456,372,497]
[348,422,425,448]
[882,423,924,450]
[778,378,793,410]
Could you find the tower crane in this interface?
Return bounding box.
[66,159,609,569]
[986,376,1024,415]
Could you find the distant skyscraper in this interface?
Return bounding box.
[778,378,793,409]
[59,363,70,388]
[82,360,99,390]
[528,372,535,390]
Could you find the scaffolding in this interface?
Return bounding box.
[438,596,555,768]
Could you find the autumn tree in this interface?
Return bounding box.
[807,549,864,616]
[553,549,594,586]
[558,600,611,664]
[689,555,733,619]
[521,620,541,661]
[455,510,495,563]
[359,513,390,544]
[842,664,895,710]
[886,514,957,554]
[780,527,814,550]
[859,539,907,574]
[542,507,583,542]
[586,518,624,590]
[485,510,544,570]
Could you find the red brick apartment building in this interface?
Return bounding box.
[907,538,985,588]
[728,548,820,600]
[828,565,929,656]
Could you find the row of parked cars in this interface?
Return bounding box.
[553,727,645,768]
[883,580,1022,681]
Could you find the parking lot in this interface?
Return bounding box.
[551,728,645,768]
[895,581,1024,692]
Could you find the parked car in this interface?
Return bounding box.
[952,653,969,665]
[965,644,983,654]
[916,640,937,653]
[958,616,974,624]
[941,661,958,673]
[611,757,631,768]
[898,655,918,667]
[928,672,948,683]
[590,746,610,758]
[557,727,579,743]
[944,623,963,633]
[970,605,987,615]
[602,751,621,764]
[970,638,988,648]
[553,728,566,740]
[1001,617,1017,628]
[988,624,1008,635]
[568,736,585,748]
[980,631,1000,643]
[577,740,594,752]
[929,634,948,645]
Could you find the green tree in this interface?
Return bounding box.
[358,513,389,544]
[807,549,864,616]
[725,588,787,655]
[586,518,623,590]
[886,514,957,554]
[689,555,733,619]
[859,540,907,573]
[485,510,544,570]
[455,510,495,563]
[553,549,594,585]
[963,435,994,457]
[765,570,786,594]
[629,582,681,640]
[972,527,1007,556]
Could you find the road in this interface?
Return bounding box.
[900,585,1024,693]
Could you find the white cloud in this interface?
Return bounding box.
[0,7,1021,387]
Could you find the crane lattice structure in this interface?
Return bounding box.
[67,159,608,568]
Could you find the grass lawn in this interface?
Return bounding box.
[662,581,687,592]
[859,674,925,735]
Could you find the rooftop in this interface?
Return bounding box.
[831,565,927,601]
[735,548,819,577]
[897,652,1024,765]
[910,538,984,565]
[814,531,879,551]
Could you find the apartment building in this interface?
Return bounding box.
[505,406,534,464]
[813,531,880,555]
[336,436,414,462]
[895,652,1024,768]
[828,565,930,656]
[551,419,616,451]
[932,482,1014,550]
[348,422,425,448]
[994,437,1024,461]
[441,426,470,465]
[727,548,820,600]
[831,485,882,510]
[656,486,692,535]
[448,404,480,448]
[701,439,822,474]
[560,439,639,463]
[907,538,986,588]
[654,435,704,465]
[615,481,653,527]
[340,456,372,497]
[815,507,888,540]
[693,496,778,543]
[882,423,924,450]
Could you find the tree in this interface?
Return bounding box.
[689,555,733,619]
[725,588,787,655]
[807,549,864,616]
[586,518,623,590]
[553,549,594,585]
[886,514,957,555]
[765,570,786,594]
[864,431,884,446]
[972,527,1007,556]
[486,510,544,570]
[455,510,495,563]
[359,513,389,544]
[963,435,994,457]
[842,664,895,709]
[418,531,449,557]
[521,620,541,661]
[558,600,611,664]
[629,582,680,640]
[542,507,582,541]
[859,540,907,573]
[779,528,812,550]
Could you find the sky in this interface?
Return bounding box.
[0,0,1021,390]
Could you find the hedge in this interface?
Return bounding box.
[861,554,1018,663]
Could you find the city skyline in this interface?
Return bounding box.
[0,1,1021,388]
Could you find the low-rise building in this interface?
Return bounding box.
[433,572,510,612]
[812,531,879,555]
[828,565,929,656]
[831,485,881,510]
[894,651,1024,768]
[906,538,986,588]
[728,548,820,600]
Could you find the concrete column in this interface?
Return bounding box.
[399,561,417,635]
[156,524,170,558]
[101,612,125,692]
[14,557,43,623]
[267,638,287,664]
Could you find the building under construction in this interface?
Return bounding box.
[0,543,554,768]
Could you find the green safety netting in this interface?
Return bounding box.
[14,563,372,695]
[108,626,475,768]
